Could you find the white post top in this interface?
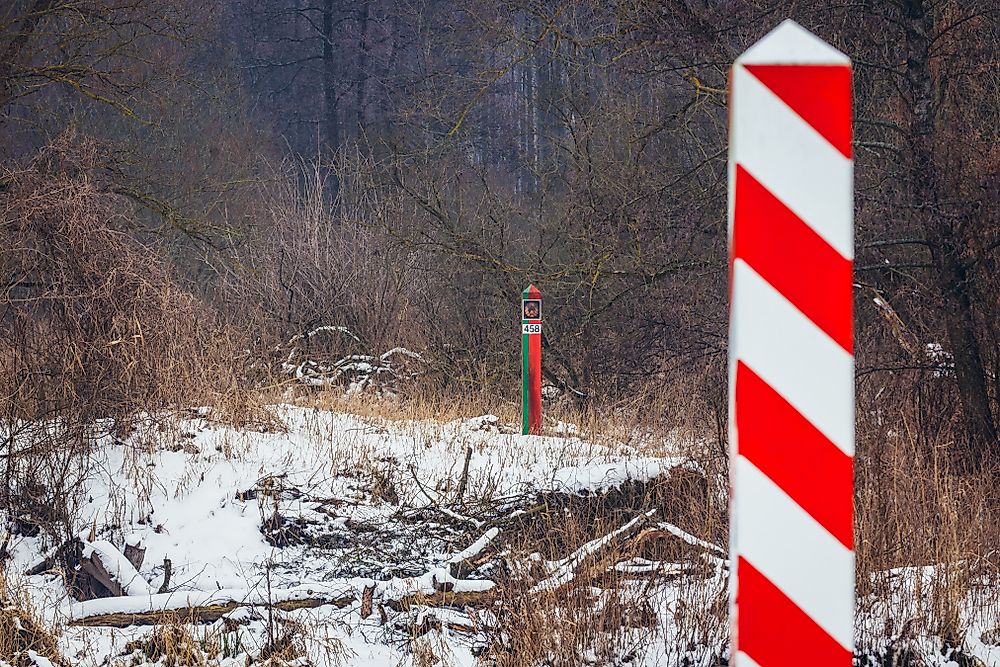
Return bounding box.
[736,19,849,66]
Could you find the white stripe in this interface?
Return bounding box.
[733,652,764,667]
[736,20,849,66]
[734,456,854,651]
[731,64,853,259]
[731,260,854,455]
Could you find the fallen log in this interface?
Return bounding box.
[70,594,357,627]
[67,581,365,628]
[72,585,495,627]
[387,589,496,612]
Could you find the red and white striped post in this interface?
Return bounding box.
[728,20,854,666]
[521,285,542,435]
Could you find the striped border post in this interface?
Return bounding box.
[521,285,542,435]
[728,20,854,666]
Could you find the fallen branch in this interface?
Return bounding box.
[650,521,726,558]
[610,558,701,577]
[379,567,495,601]
[531,510,657,593]
[448,528,500,565]
[447,527,500,578]
[411,607,489,636]
[379,558,497,612]
[590,558,705,587]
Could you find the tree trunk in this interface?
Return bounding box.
[0,0,58,111]
[903,0,998,465]
[322,0,340,152]
[354,2,370,135]
[381,14,400,135]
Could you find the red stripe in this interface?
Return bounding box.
[736,361,853,548]
[528,331,542,434]
[737,557,852,666]
[743,64,852,158]
[734,165,853,353]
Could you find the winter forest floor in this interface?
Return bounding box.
[3,397,1000,667]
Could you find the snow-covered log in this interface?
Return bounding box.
[67,580,364,627]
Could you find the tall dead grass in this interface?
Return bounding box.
[855,369,1000,658]
[0,573,65,667]
[0,133,260,546]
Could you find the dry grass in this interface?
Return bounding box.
[855,372,1000,660]
[288,383,518,426]
[483,501,726,666]
[0,574,65,667]
[125,624,206,667]
[476,412,727,666]
[116,613,346,667]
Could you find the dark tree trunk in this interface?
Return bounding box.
[381,14,400,135]
[903,0,998,465]
[354,2,370,135]
[322,0,340,152]
[0,0,58,110]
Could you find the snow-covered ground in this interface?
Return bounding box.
[5,406,710,666]
[5,405,1000,666]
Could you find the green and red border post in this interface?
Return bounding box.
[521,285,542,435]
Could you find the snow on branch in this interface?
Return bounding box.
[652,521,726,558]
[448,528,500,565]
[280,325,425,393]
[531,509,657,593]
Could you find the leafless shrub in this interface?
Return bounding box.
[222,155,432,380]
[124,623,207,667]
[0,133,256,544]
